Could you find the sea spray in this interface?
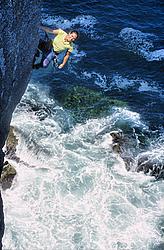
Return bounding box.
[2,81,164,250]
[120,28,164,61]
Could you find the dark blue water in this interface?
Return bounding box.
[40,0,164,129]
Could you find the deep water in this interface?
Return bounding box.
[2,1,164,249]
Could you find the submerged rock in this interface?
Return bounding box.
[57,86,127,122]
[0,161,17,190]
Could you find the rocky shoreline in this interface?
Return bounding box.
[2,125,163,194]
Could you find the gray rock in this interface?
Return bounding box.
[5,126,19,160]
[0,0,41,247]
[110,129,123,142]
[136,153,164,179]
[112,143,121,154]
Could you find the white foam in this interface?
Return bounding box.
[68,48,86,69]
[77,71,162,95]
[120,27,164,61]
[42,14,99,39]
[148,49,164,61]
[138,80,159,92]
[110,74,161,94]
[82,71,108,89]
[111,107,149,130]
[2,81,163,250]
[111,74,137,90]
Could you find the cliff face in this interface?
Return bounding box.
[0,0,41,247]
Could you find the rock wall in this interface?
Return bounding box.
[0,0,41,247]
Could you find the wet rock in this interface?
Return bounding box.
[110,130,123,153]
[156,169,164,180]
[0,161,16,190]
[5,126,20,162]
[136,153,164,179]
[18,99,52,121]
[5,126,19,160]
[112,143,122,154]
[121,155,134,171]
[110,130,134,171]
[110,130,123,143]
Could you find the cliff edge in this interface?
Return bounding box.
[0,0,41,247]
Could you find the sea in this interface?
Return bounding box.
[2,0,164,249]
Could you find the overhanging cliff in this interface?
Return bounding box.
[0,0,41,247]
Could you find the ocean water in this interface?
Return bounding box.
[2,1,164,249]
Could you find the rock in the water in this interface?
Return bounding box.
[110,130,134,171]
[112,143,121,153]
[136,152,164,179]
[110,130,123,153]
[0,161,17,190]
[57,86,127,122]
[5,126,19,160]
[110,130,123,142]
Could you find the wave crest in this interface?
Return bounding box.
[120,28,164,61]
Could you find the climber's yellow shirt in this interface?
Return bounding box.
[52,29,73,53]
